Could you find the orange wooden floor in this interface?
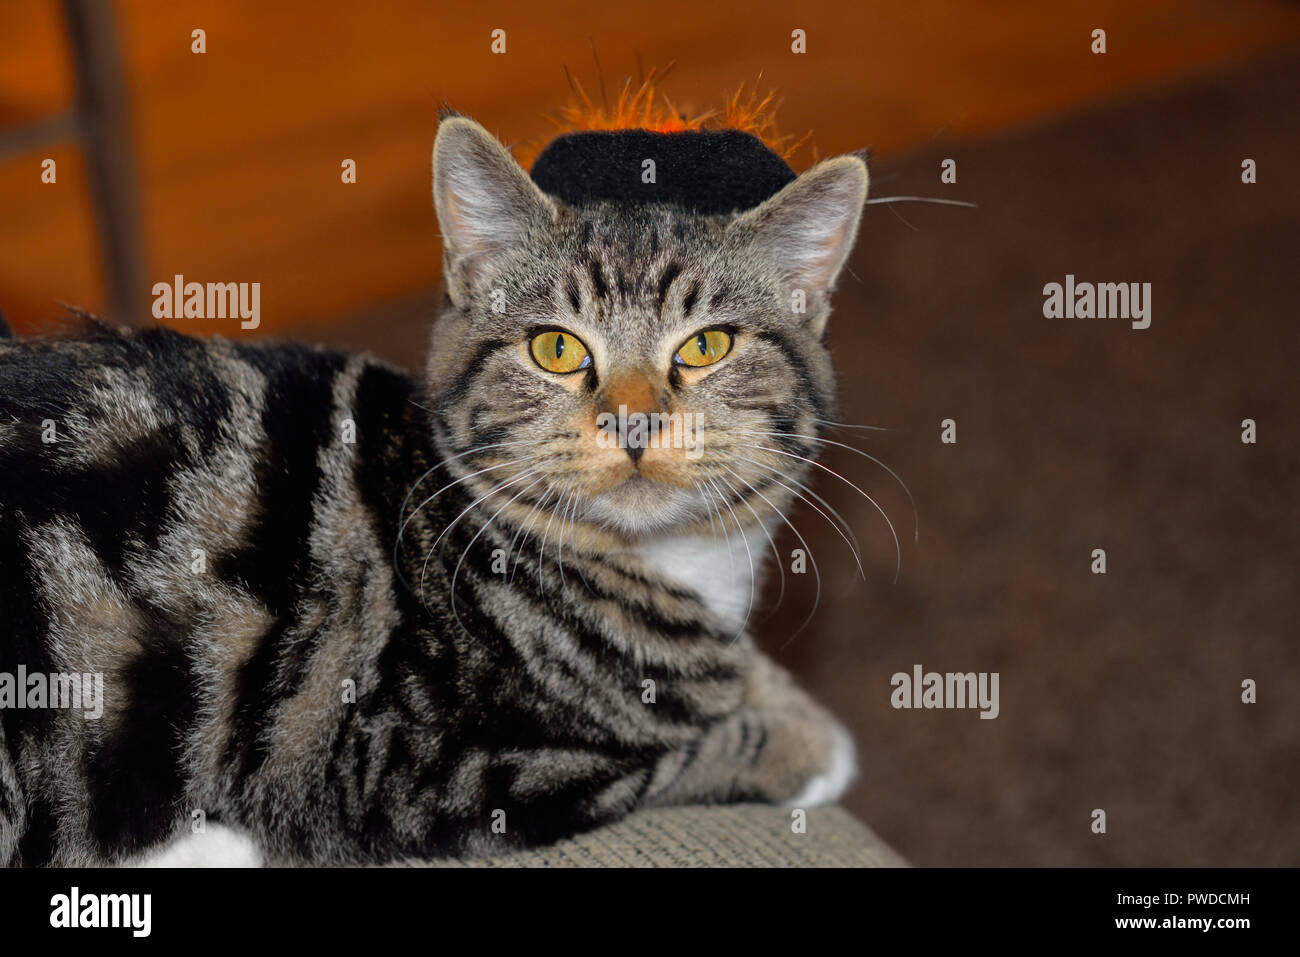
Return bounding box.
[1,0,1298,336]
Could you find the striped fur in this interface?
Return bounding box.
[0,118,868,866]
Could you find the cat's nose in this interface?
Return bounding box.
[601,373,658,417]
[599,372,660,465]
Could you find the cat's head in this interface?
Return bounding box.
[427,117,867,541]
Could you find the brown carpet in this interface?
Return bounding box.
[307,50,1299,866]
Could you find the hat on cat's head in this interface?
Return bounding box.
[522,77,815,215]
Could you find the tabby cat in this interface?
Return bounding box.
[0,116,869,866]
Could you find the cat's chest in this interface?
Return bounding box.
[631,529,770,625]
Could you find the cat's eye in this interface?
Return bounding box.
[529,330,592,374]
[674,329,733,368]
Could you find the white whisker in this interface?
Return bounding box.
[421,467,542,611]
[392,439,537,589]
[508,483,555,584]
[736,437,904,583]
[735,428,918,541]
[448,472,547,643]
[733,456,866,582]
[866,195,976,208]
[710,474,757,644]
[715,468,786,619]
[717,466,822,648]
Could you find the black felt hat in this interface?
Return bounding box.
[530,128,797,215]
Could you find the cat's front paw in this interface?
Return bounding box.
[784,718,858,808]
[738,708,859,808]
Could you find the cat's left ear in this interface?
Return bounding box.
[729,154,869,332]
[433,117,556,300]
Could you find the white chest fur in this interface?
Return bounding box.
[633,527,770,625]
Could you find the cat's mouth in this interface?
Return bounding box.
[581,455,693,496]
[612,466,694,495]
[598,472,665,501]
[576,468,704,535]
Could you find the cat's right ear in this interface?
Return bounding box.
[433,117,555,300]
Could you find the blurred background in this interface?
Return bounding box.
[1,0,1296,865]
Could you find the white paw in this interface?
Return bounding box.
[134,823,263,868]
[786,722,858,808]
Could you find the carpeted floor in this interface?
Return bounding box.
[308,50,1299,866]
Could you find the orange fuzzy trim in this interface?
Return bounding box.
[517,65,812,170]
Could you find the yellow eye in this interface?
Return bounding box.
[675,329,733,368]
[529,330,591,374]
